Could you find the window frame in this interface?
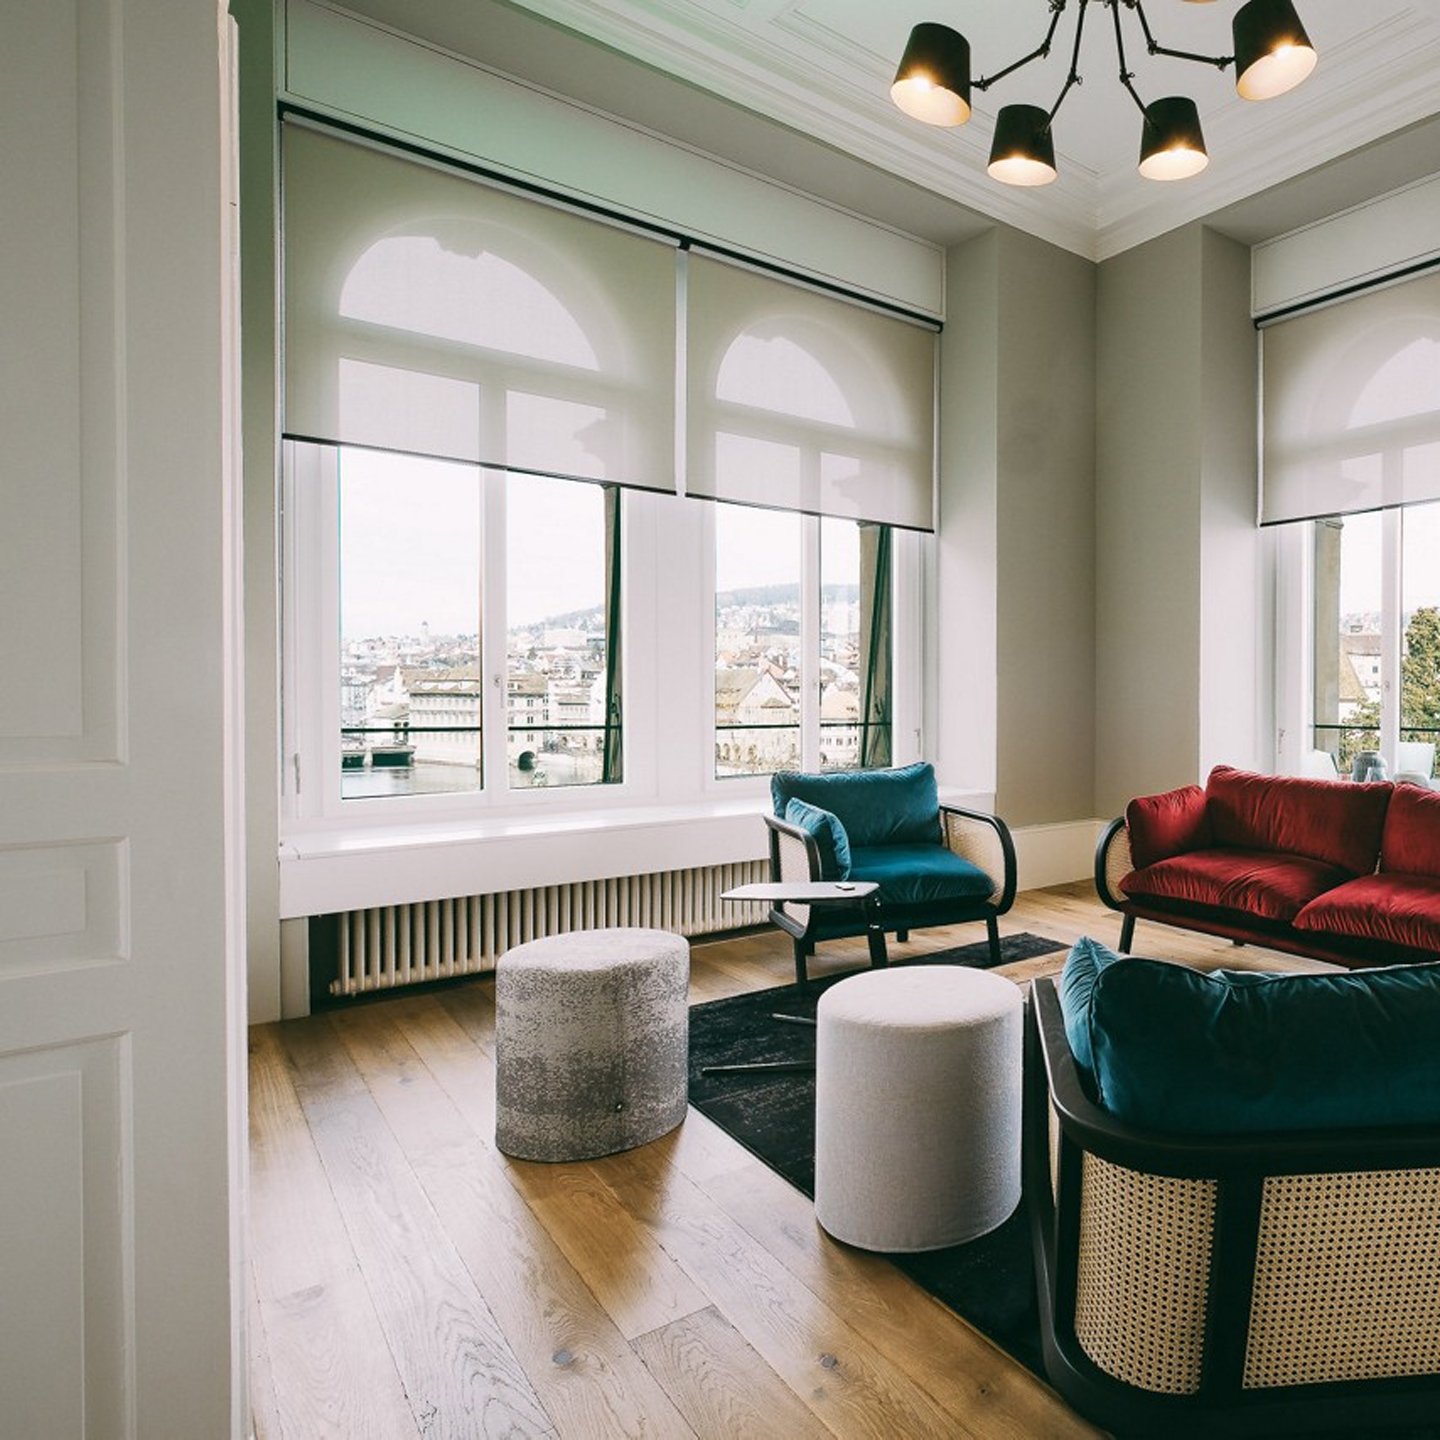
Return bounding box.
[1276,503,1440,778]
[280,440,631,829]
[704,501,917,790]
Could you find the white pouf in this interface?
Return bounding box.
[495,927,690,1162]
[814,966,1023,1251]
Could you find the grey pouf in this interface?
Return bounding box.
[494,927,690,1162]
[814,966,1023,1252]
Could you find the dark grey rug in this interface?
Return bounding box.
[686,930,1067,1377]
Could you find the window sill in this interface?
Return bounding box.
[278,795,775,918]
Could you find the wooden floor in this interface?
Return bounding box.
[248,883,1328,1440]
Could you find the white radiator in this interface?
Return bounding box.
[329,859,771,996]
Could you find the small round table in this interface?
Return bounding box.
[814,965,1023,1252]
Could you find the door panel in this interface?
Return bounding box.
[1,1,241,1435]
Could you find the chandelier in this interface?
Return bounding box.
[890,0,1318,186]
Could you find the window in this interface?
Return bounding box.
[506,475,620,789]
[1306,502,1440,779]
[340,449,483,799]
[281,123,933,831]
[296,442,622,808]
[713,505,892,779]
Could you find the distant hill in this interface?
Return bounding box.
[529,582,858,631]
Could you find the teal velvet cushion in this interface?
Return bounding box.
[771,762,941,849]
[1057,935,1123,1080]
[783,798,851,881]
[1057,939,1440,1134]
[846,843,993,906]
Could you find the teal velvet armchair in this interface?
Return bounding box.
[764,762,1016,985]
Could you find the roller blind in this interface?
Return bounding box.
[1262,269,1440,525]
[282,122,678,493]
[685,254,937,532]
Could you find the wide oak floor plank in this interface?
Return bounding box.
[248,1025,419,1440]
[631,1304,833,1440]
[332,1001,696,1439]
[530,1143,982,1440]
[279,1018,556,1439]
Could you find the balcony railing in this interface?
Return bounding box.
[339,721,621,794]
[1312,722,1439,777]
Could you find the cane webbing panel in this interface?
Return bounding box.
[1103,826,1134,907]
[1074,1153,1217,1395]
[1244,1167,1440,1389]
[775,828,812,930]
[943,812,1005,906]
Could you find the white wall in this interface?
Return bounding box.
[1096,223,1265,818]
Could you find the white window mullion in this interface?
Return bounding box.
[892,528,925,767]
[1381,506,1403,767]
[283,440,341,819]
[1273,522,1310,776]
[800,511,821,768]
[481,469,508,800]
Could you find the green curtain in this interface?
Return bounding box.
[602,486,624,783]
[858,523,893,769]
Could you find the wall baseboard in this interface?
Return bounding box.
[1011,818,1105,892]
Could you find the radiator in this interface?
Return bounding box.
[329,859,771,997]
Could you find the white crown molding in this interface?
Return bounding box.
[1093,14,1440,258]
[501,0,1104,254]
[501,0,1440,261]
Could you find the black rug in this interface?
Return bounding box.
[687,930,1066,1377]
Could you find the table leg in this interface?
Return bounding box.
[864,898,888,969]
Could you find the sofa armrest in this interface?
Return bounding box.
[1094,817,1133,911]
[940,804,1016,914]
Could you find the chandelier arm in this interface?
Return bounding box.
[974,1,1067,92]
[1128,0,1233,71]
[1109,0,1149,115]
[1046,0,1093,125]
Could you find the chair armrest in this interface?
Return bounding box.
[939,804,1017,914]
[762,814,820,934]
[762,813,821,883]
[1093,817,1132,911]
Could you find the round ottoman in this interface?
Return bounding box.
[814,966,1023,1251]
[494,927,690,1162]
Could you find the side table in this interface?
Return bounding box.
[698,880,886,1080]
[721,879,887,988]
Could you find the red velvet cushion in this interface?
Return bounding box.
[1295,873,1440,954]
[1205,765,1390,877]
[1125,784,1211,869]
[1381,783,1440,879]
[1120,848,1347,923]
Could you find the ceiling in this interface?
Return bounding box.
[336,0,1440,260]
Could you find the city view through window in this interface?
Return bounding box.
[336,448,893,798]
[713,505,890,778]
[338,451,615,799]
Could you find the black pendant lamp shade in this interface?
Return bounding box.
[891,22,972,127]
[890,2,1317,186]
[987,104,1058,187]
[1233,0,1317,100]
[1138,96,1209,180]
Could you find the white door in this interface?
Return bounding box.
[0,2,244,1436]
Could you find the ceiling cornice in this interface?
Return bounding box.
[501,0,1102,256]
[502,0,1440,261]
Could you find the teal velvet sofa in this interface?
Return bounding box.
[1026,938,1440,1438]
[765,762,1016,986]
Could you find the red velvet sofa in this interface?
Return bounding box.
[1095,765,1440,968]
